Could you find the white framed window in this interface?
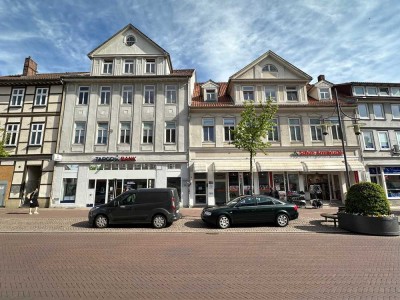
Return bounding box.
[165,85,177,104]
[378,131,390,150]
[396,131,400,145]
[100,86,111,105]
[379,87,390,96]
[73,122,86,144]
[120,122,131,144]
[223,118,235,142]
[78,86,89,105]
[122,85,133,104]
[124,59,134,74]
[357,103,369,119]
[262,64,278,72]
[319,88,330,100]
[329,118,342,140]
[142,122,153,144]
[366,87,378,96]
[310,119,322,141]
[286,87,298,101]
[5,123,19,146]
[265,86,277,102]
[392,104,400,119]
[206,89,217,101]
[10,88,25,106]
[102,60,113,74]
[373,104,384,119]
[353,86,365,96]
[267,118,279,141]
[391,87,400,97]
[144,85,155,104]
[165,122,176,143]
[29,123,44,146]
[34,88,48,106]
[362,131,375,150]
[243,86,254,101]
[97,123,108,144]
[289,118,302,141]
[145,59,155,74]
[202,118,215,142]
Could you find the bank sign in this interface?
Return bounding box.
[293,150,343,156]
[93,156,137,162]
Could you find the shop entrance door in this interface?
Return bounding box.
[195,181,207,205]
[95,180,107,205]
[0,182,6,207]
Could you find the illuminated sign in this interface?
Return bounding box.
[294,150,343,156]
[93,156,136,162]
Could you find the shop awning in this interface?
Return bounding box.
[302,160,365,172]
[256,161,304,172]
[213,161,256,172]
[192,162,208,172]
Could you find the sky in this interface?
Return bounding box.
[0,0,400,84]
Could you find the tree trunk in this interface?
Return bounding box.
[250,153,253,195]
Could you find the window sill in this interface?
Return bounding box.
[33,104,47,107]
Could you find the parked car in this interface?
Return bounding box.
[201,195,299,229]
[88,188,181,229]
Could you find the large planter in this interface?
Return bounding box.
[338,212,399,236]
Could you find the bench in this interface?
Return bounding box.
[320,213,338,227]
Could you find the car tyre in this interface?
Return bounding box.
[94,215,109,228]
[152,214,167,229]
[217,215,230,229]
[276,213,289,227]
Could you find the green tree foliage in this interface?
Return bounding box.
[231,99,278,194]
[0,129,10,157]
[345,182,391,216]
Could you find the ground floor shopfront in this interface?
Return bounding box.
[366,163,400,206]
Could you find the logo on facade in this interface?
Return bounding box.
[93,156,137,162]
[293,150,343,156]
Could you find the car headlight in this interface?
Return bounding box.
[203,211,212,216]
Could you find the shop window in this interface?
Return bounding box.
[61,178,77,203]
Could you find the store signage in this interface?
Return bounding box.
[293,150,343,156]
[93,156,136,162]
[383,167,400,174]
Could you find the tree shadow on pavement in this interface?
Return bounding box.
[293,219,351,235]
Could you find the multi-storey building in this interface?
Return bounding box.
[0,58,83,208]
[51,24,195,208]
[335,82,400,205]
[188,51,364,207]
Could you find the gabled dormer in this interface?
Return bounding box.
[309,75,334,101]
[201,80,219,102]
[87,24,173,76]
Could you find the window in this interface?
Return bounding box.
[144,85,155,104]
[362,131,375,150]
[373,104,384,119]
[391,104,400,119]
[97,123,108,144]
[202,118,215,142]
[262,64,278,72]
[329,118,342,140]
[286,87,298,101]
[378,131,390,150]
[391,87,400,97]
[74,122,86,144]
[142,122,153,144]
[310,119,322,141]
[268,119,279,141]
[120,122,131,144]
[78,87,89,105]
[223,118,235,142]
[29,123,44,146]
[396,131,400,145]
[165,122,176,143]
[165,85,177,104]
[243,86,254,101]
[379,87,390,96]
[353,86,365,96]
[34,88,48,106]
[357,103,369,119]
[10,88,24,106]
[124,59,134,74]
[125,35,136,46]
[319,88,330,100]
[100,86,111,105]
[265,86,277,102]
[4,123,19,146]
[366,87,378,96]
[145,59,155,73]
[122,85,133,104]
[206,89,217,101]
[289,119,302,141]
[103,60,113,74]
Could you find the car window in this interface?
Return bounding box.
[237,196,256,207]
[120,193,136,205]
[256,196,274,205]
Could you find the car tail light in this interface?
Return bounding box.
[294,205,298,211]
[171,197,176,211]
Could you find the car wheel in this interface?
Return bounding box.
[217,215,230,229]
[94,215,108,228]
[152,214,167,229]
[276,213,289,227]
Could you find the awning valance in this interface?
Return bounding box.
[192,162,208,173]
[213,161,256,172]
[302,160,365,172]
[257,161,304,172]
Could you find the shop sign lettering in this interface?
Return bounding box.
[93,156,137,162]
[293,150,343,156]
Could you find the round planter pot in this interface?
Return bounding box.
[338,212,399,236]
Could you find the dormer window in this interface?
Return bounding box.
[103,60,113,74]
[366,87,378,96]
[391,87,400,96]
[286,86,298,101]
[124,59,134,74]
[206,89,217,101]
[145,59,155,74]
[319,88,330,100]
[262,64,278,72]
[243,86,254,101]
[265,86,277,102]
[353,86,365,96]
[379,87,390,96]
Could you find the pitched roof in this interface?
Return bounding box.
[0,72,87,86]
[191,82,233,107]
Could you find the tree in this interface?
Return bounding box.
[0,129,10,157]
[231,99,278,195]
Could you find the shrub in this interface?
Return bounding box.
[345,182,391,216]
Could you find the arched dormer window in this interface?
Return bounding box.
[262,64,278,72]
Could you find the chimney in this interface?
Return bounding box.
[23,57,38,76]
[317,74,325,82]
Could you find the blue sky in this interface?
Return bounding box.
[1,0,399,84]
